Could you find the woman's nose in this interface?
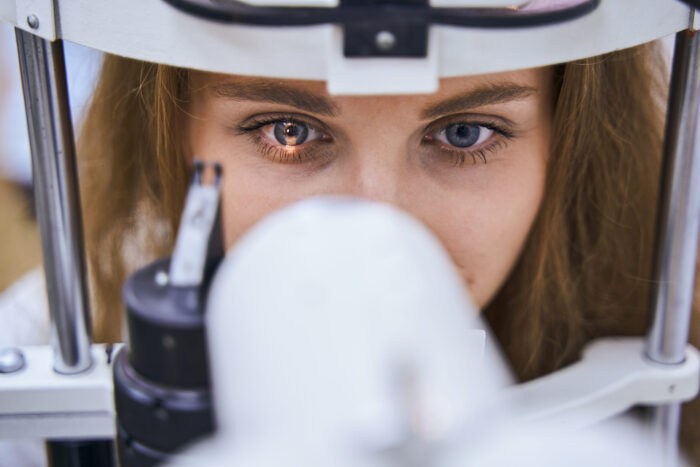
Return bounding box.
[340,154,403,205]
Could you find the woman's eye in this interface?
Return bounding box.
[261,121,320,147]
[435,123,494,149]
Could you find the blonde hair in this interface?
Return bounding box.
[485,47,664,378]
[78,41,700,459]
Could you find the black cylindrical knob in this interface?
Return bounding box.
[114,256,219,466]
[122,258,210,388]
[113,350,213,454]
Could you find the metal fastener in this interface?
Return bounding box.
[26,15,39,30]
[105,343,114,365]
[375,31,397,52]
[155,270,169,287]
[162,335,176,350]
[0,348,26,373]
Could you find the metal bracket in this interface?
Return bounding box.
[326,25,440,95]
[503,338,700,429]
[341,0,429,58]
[0,345,117,439]
[169,161,222,288]
[690,8,699,31]
[14,0,56,40]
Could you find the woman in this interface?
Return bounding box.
[74,37,700,461]
[0,20,691,462]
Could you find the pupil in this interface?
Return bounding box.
[446,123,479,148]
[274,122,308,146]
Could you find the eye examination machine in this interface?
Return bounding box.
[2,1,700,466]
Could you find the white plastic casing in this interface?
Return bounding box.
[0,0,693,94]
[170,198,700,466]
[196,198,507,464]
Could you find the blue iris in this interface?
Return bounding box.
[445,123,480,148]
[274,122,308,145]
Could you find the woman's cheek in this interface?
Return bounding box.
[425,164,545,307]
[220,170,289,248]
[218,160,335,248]
[474,167,545,305]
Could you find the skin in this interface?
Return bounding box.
[186,68,552,307]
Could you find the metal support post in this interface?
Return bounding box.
[15,29,93,374]
[645,30,700,465]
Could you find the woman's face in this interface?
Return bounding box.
[187,68,552,307]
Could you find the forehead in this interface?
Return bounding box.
[190,67,551,106]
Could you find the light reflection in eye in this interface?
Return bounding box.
[238,113,513,167]
[261,121,321,147]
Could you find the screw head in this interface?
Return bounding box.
[26,15,39,30]
[155,406,169,421]
[155,270,169,287]
[375,31,397,52]
[162,335,176,350]
[0,348,26,373]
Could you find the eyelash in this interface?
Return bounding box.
[237,114,512,167]
[237,114,331,165]
[438,138,508,166]
[423,121,513,167]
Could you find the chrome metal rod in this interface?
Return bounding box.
[646,30,700,365]
[648,404,682,466]
[15,29,93,374]
[645,30,700,466]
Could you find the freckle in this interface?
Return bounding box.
[466,277,476,286]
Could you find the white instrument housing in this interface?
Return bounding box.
[184,198,700,465]
[0,0,694,94]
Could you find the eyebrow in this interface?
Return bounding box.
[210,79,537,120]
[420,84,538,119]
[210,79,339,117]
